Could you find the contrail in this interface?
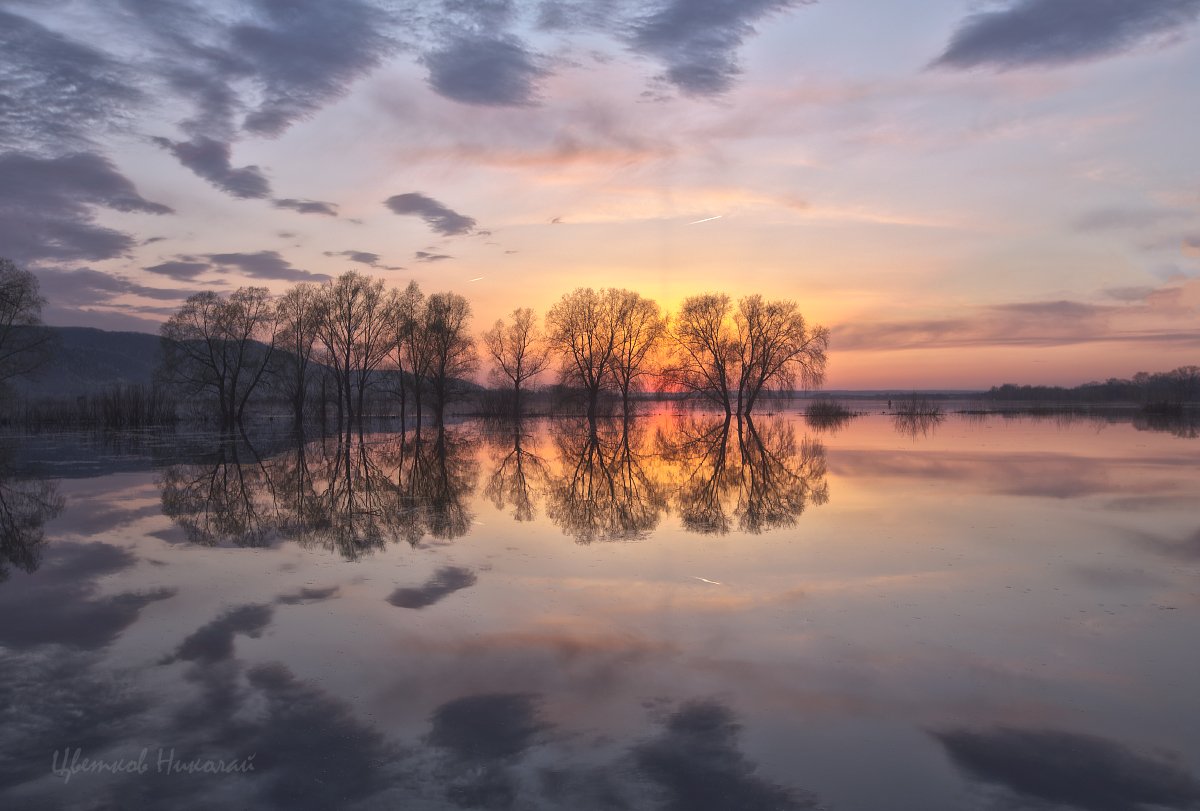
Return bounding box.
[688,215,723,225]
[690,576,724,586]
[468,276,484,282]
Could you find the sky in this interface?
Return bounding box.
[2,0,1199,389]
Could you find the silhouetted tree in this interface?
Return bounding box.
[273,283,322,426]
[735,295,828,414]
[483,307,551,417]
[610,290,666,416]
[159,287,277,428]
[424,292,478,424]
[546,287,621,422]
[314,271,392,427]
[0,258,54,391]
[663,293,737,416]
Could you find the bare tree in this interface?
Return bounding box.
[273,283,322,426]
[664,293,828,416]
[735,295,828,414]
[546,288,620,422]
[663,293,736,416]
[159,287,277,428]
[483,307,550,417]
[423,291,478,425]
[609,290,665,416]
[314,271,391,427]
[0,258,54,389]
[393,280,427,426]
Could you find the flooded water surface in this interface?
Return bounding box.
[2,409,1198,810]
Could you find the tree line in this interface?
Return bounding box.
[157,270,830,428]
[984,367,1200,407]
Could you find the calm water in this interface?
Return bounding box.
[1,409,1198,810]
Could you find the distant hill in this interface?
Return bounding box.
[13,327,161,399]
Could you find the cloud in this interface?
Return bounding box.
[384,192,477,235]
[414,251,453,263]
[933,727,1200,811]
[143,259,211,281]
[205,250,330,282]
[1074,206,1193,231]
[388,566,477,609]
[274,198,339,216]
[164,603,275,664]
[629,0,811,96]
[428,693,543,762]
[37,267,201,307]
[0,9,141,152]
[152,136,271,199]
[0,152,172,265]
[423,34,545,106]
[323,250,404,270]
[935,0,1200,70]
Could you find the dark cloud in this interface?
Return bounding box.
[0,541,175,650]
[274,198,339,216]
[323,250,404,270]
[230,0,398,136]
[0,152,172,265]
[423,34,545,106]
[143,259,211,281]
[165,603,275,664]
[388,566,477,609]
[0,9,141,152]
[384,192,477,235]
[414,251,453,263]
[630,0,810,96]
[933,727,1200,811]
[275,586,340,605]
[635,700,817,811]
[935,0,1200,70]
[36,267,200,306]
[152,136,272,199]
[206,250,331,282]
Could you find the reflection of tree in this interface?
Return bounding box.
[0,451,64,582]
[545,419,668,543]
[893,412,944,440]
[483,424,548,522]
[158,427,479,558]
[657,416,829,535]
[158,436,277,547]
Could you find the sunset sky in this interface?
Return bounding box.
[2,0,1198,388]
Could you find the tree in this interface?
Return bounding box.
[314,271,391,427]
[393,280,427,426]
[734,295,828,414]
[482,307,551,417]
[664,293,828,416]
[663,293,737,416]
[609,290,665,416]
[546,288,621,422]
[159,287,277,428]
[0,258,54,389]
[273,283,322,426]
[423,291,478,425]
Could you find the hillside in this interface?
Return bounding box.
[14,327,162,399]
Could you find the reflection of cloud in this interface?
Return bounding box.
[1132,527,1200,561]
[635,700,817,811]
[428,693,544,762]
[934,726,1200,811]
[164,603,274,664]
[935,0,1200,70]
[275,586,340,605]
[388,566,477,609]
[0,542,174,650]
